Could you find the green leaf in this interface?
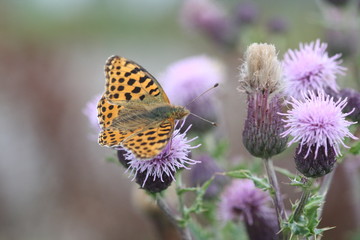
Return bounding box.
[224,170,270,191]
[105,156,119,164]
[177,187,198,195]
[349,141,360,155]
[282,194,331,238]
[274,166,300,181]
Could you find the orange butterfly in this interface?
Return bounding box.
[97,56,189,160]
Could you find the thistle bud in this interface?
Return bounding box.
[239,43,287,159]
[243,92,288,158]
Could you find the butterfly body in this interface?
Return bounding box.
[97,56,189,160]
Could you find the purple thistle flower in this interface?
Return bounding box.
[180,0,233,45]
[266,17,288,34]
[339,88,360,122]
[218,179,279,240]
[324,29,358,58]
[189,155,228,199]
[234,1,259,25]
[160,55,224,131]
[83,93,102,132]
[282,39,346,100]
[122,121,201,192]
[281,91,357,158]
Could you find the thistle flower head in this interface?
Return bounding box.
[122,121,201,193]
[218,179,279,240]
[266,17,288,34]
[189,155,227,199]
[238,43,282,94]
[180,0,232,44]
[339,88,360,122]
[234,1,259,25]
[161,55,223,131]
[239,43,287,158]
[83,93,102,132]
[281,91,357,158]
[282,39,346,100]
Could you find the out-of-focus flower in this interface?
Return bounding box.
[266,17,288,34]
[281,91,357,158]
[234,1,259,25]
[120,121,201,193]
[324,0,349,7]
[180,0,233,45]
[189,155,228,199]
[324,29,358,58]
[161,55,224,132]
[282,39,346,100]
[218,179,279,240]
[83,93,102,132]
[239,43,287,159]
[338,88,360,122]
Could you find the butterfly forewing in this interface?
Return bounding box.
[104,56,170,105]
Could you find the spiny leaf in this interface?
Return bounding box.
[224,170,270,191]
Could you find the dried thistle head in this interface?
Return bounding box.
[238,43,282,94]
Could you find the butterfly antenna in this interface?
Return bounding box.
[185,83,219,108]
[185,83,219,127]
[189,112,217,126]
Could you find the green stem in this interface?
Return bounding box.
[317,164,336,219]
[293,177,312,222]
[176,174,192,240]
[156,194,192,240]
[263,158,288,239]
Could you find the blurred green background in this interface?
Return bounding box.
[1,0,359,239]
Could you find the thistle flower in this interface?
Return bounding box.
[266,17,288,34]
[180,0,233,45]
[338,88,360,122]
[239,43,287,159]
[122,121,201,193]
[282,39,346,100]
[281,91,357,158]
[189,155,228,199]
[218,180,279,240]
[324,29,358,58]
[161,55,224,132]
[83,93,102,132]
[324,0,349,7]
[238,43,282,95]
[234,1,259,25]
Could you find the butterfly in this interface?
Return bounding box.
[97,56,190,160]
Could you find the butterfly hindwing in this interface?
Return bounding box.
[104,56,170,105]
[122,120,174,159]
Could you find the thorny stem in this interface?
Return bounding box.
[263,158,288,239]
[176,174,192,240]
[317,164,337,219]
[156,194,192,240]
[293,177,312,222]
